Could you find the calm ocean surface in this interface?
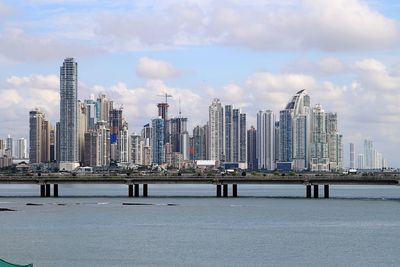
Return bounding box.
[1,184,400,267]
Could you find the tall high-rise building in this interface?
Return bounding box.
[97,121,111,167]
[109,108,129,163]
[84,121,111,167]
[364,139,373,169]
[278,90,311,171]
[224,105,233,162]
[239,114,247,163]
[274,122,280,163]
[41,120,52,163]
[119,121,129,163]
[349,143,355,169]
[6,135,13,158]
[192,125,207,160]
[29,109,44,164]
[257,110,275,170]
[357,154,365,169]
[208,99,224,161]
[84,99,97,130]
[96,94,113,123]
[141,123,152,165]
[325,112,342,171]
[247,126,257,170]
[152,117,165,164]
[78,101,87,164]
[291,91,311,171]
[55,122,61,163]
[130,134,143,165]
[224,105,247,164]
[309,104,329,171]
[180,131,190,160]
[59,57,79,170]
[0,139,4,156]
[15,138,28,159]
[84,130,98,167]
[169,117,188,153]
[157,103,169,121]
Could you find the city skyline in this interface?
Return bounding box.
[0,1,399,166]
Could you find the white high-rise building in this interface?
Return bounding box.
[224,105,246,164]
[208,98,224,162]
[15,138,28,159]
[256,110,275,170]
[285,90,311,171]
[349,143,355,169]
[325,112,343,171]
[363,139,373,169]
[310,104,329,172]
[130,134,143,165]
[357,154,365,169]
[59,58,79,171]
[119,121,129,163]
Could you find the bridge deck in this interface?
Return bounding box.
[0,175,398,185]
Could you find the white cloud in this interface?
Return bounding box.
[0,0,398,62]
[136,57,178,80]
[0,27,103,61]
[352,58,400,90]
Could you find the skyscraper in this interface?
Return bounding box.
[224,105,233,162]
[357,154,365,169]
[291,91,311,171]
[364,139,373,169]
[278,89,310,171]
[119,121,129,163]
[29,109,44,164]
[96,94,113,123]
[78,101,87,164]
[169,117,188,153]
[239,113,247,163]
[130,134,143,165]
[15,138,28,159]
[109,108,123,162]
[192,125,207,160]
[59,58,79,170]
[152,117,165,164]
[257,110,275,170]
[224,105,246,164]
[309,104,329,171]
[208,99,224,162]
[247,126,257,170]
[349,143,355,169]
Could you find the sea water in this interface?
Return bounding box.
[0,184,399,267]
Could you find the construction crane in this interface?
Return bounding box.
[157,93,173,104]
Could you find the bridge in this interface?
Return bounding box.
[0,174,399,198]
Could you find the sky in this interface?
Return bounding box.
[0,0,399,167]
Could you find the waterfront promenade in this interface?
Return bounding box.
[0,173,399,198]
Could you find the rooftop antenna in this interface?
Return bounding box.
[179,97,182,118]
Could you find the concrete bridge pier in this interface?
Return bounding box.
[313,185,319,198]
[128,184,133,197]
[53,184,59,197]
[143,184,148,197]
[134,184,139,197]
[40,184,45,197]
[45,184,51,197]
[306,185,312,198]
[232,184,238,197]
[324,185,330,198]
[216,185,222,197]
[223,184,228,197]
